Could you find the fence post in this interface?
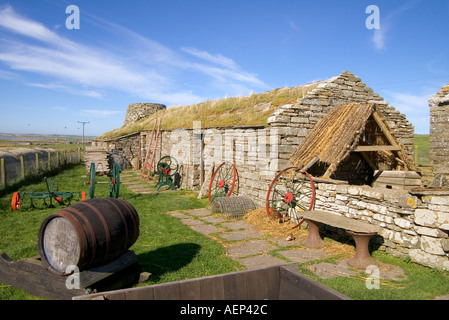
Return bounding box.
[1,158,5,189]
[20,155,25,180]
[36,152,39,175]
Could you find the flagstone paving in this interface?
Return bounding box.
[167,208,410,280]
[167,209,341,274]
[117,172,448,298]
[119,171,410,283]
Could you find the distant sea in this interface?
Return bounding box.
[0,133,96,141]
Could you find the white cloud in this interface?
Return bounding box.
[181,47,240,71]
[181,47,268,92]
[385,91,432,114]
[287,19,299,31]
[26,82,103,99]
[383,90,433,133]
[0,5,267,106]
[372,28,386,51]
[79,109,122,118]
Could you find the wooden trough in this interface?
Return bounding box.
[73,263,350,300]
[372,170,422,190]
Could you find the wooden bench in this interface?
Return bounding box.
[299,210,381,269]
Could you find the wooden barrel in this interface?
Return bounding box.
[38,198,140,273]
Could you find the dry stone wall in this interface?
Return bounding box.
[267,71,415,171]
[138,125,280,198]
[311,182,449,270]
[429,84,449,178]
[92,72,449,270]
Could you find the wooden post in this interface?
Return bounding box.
[20,155,25,180]
[48,152,51,171]
[35,152,39,174]
[1,158,5,189]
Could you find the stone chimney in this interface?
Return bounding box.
[123,103,166,126]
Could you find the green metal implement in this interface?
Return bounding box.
[88,162,120,199]
[11,177,84,210]
[155,156,179,191]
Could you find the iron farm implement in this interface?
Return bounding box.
[11,177,85,211]
[88,162,120,199]
[155,156,181,191]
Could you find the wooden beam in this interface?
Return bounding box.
[372,111,400,148]
[355,145,401,152]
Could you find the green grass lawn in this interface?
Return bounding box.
[1,162,449,300]
[414,134,430,165]
[0,163,242,300]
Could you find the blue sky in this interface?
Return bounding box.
[0,0,448,136]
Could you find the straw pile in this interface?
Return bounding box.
[290,103,375,177]
[243,208,309,240]
[243,208,355,257]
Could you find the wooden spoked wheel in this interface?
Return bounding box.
[265,167,316,228]
[11,192,21,211]
[88,163,96,199]
[109,162,120,198]
[208,162,239,202]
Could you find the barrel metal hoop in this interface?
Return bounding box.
[80,201,112,265]
[62,207,97,269]
[103,198,129,251]
[115,198,140,243]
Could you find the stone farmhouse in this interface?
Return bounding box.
[90,71,449,270]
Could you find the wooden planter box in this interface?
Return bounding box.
[73,263,350,300]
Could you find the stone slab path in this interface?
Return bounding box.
[119,169,174,194]
[167,208,409,283]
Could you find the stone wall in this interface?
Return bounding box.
[123,103,166,127]
[139,125,280,199]
[429,84,449,182]
[267,71,415,173]
[89,72,449,270]
[92,132,141,169]
[311,182,449,270]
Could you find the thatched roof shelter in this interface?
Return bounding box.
[290,103,412,179]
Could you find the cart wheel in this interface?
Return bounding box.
[208,162,239,202]
[265,167,315,228]
[11,192,21,211]
[88,162,96,199]
[109,162,120,198]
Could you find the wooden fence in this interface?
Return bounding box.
[0,149,81,191]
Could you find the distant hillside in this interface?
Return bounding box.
[414,134,430,164]
[0,133,96,141]
[0,133,96,151]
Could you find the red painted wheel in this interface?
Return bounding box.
[11,192,21,211]
[208,162,239,202]
[266,167,316,228]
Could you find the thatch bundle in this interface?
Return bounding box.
[290,103,375,177]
